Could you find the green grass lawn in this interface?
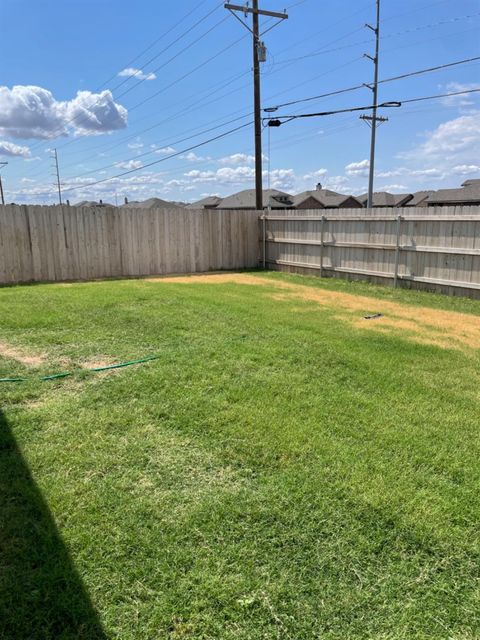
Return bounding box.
[1,271,479,639]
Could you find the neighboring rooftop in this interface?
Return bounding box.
[461,179,480,188]
[426,186,480,206]
[406,191,435,206]
[121,197,183,209]
[217,188,294,209]
[358,192,413,207]
[292,189,363,209]
[74,200,113,207]
[73,177,480,211]
[185,196,223,210]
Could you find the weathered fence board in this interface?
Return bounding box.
[0,206,259,284]
[263,206,480,298]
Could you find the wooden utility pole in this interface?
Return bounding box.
[52,148,62,205]
[0,162,7,205]
[364,0,381,209]
[225,2,288,210]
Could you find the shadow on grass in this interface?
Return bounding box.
[0,410,107,639]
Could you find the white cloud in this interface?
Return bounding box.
[382,184,408,192]
[118,68,156,81]
[440,83,479,108]
[220,153,256,165]
[0,85,127,139]
[345,159,370,176]
[303,168,328,181]
[0,140,31,157]
[115,159,143,170]
[406,111,480,159]
[127,141,143,150]
[452,164,480,175]
[184,166,255,184]
[180,152,210,162]
[322,175,349,192]
[64,90,128,136]
[154,146,176,155]
[265,168,296,190]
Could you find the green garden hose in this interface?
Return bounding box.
[0,355,159,383]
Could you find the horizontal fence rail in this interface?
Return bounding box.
[261,206,480,298]
[0,205,259,284]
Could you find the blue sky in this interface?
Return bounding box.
[1,0,479,204]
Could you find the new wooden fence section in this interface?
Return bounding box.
[262,206,480,298]
[0,205,259,284]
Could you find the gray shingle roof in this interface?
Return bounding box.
[292,190,362,208]
[74,200,112,207]
[185,196,223,210]
[406,191,436,206]
[426,187,480,205]
[218,189,293,209]
[121,197,183,209]
[358,192,413,207]
[461,178,480,187]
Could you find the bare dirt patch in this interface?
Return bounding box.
[81,358,116,370]
[151,272,480,350]
[0,342,45,367]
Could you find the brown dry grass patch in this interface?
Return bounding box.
[0,342,45,367]
[152,272,480,351]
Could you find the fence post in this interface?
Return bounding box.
[320,215,325,277]
[393,215,402,288]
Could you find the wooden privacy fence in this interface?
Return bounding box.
[262,206,480,297]
[0,205,259,284]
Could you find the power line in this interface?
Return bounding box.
[12,4,378,179]
[61,113,253,182]
[94,0,218,92]
[22,3,227,157]
[126,32,247,114]
[267,101,401,125]
[397,87,480,105]
[270,11,480,67]
[115,13,230,101]
[53,73,252,172]
[266,87,480,124]
[264,55,480,111]
[17,122,253,198]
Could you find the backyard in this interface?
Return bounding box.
[1,271,479,639]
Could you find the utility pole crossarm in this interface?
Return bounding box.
[224,4,287,19]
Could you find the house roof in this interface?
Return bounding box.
[218,188,293,209]
[75,200,112,207]
[185,196,223,210]
[461,178,480,187]
[406,190,436,206]
[426,187,480,205]
[358,192,413,207]
[292,190,362,208]
[121,197,183,209]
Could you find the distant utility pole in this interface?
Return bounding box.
[362,0,383,209]
[0,162,7,205]
[225,2,288,210]
[52,148,63,205]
